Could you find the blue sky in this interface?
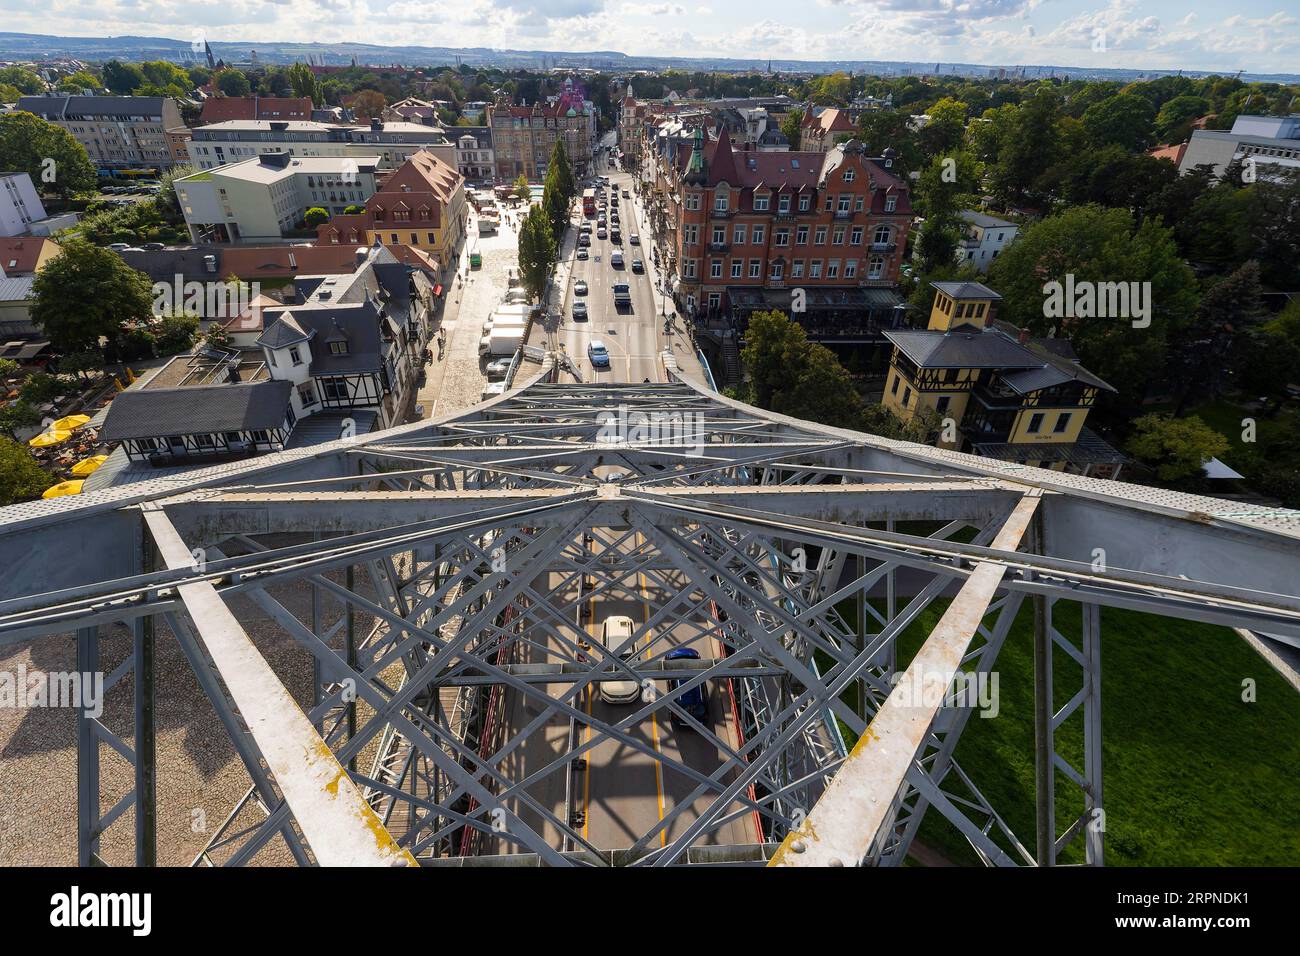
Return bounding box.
[1,0,1296,74]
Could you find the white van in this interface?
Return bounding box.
[599,615,639,704]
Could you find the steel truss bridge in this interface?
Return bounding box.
[1,363,1298,867]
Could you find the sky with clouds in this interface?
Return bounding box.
[1,0,1296,74]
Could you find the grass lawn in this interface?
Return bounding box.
[829,596,1300,866]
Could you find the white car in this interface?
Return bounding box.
[574,279,588,295]
[481,381,506,401]
[599,615,639,704]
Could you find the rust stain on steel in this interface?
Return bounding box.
[769,493,1040,867]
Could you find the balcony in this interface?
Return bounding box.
[870,241,897,252]
[834,210,855,220]
[708,241,730,253]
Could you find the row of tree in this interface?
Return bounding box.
[516,140,576,304]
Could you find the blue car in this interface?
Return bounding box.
[588,340,610,368]
[665,647,707,729]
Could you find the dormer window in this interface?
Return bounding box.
[329,340,349,355]
[714,190,728,212]
[885,195,897,212]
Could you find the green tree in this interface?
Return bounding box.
[918,97,968,160]
[739,311,863,428]
[102,60,145,94]
[548,138,575,202]
[1081,93,1157,153]
[343,204,366,214]
[1126,414,1229,482]
[56,70,103,94]
[986,204,1198,406]
[288,63,320,106]
[0,111,97,196]
[216,69,252,97]
[30,238,155,354]
[0,436,50,505]
[0,401,41,442]
[304,206,330,227]
[154,314,200,356]
[514,173,531,203]
[1154,95,1210,143]
[0,66,45,95]
[57,349,104,382]
[516,209,556,304]
[988,89,1063,208]
[1169,260,1263,414]
[780,108,803,150]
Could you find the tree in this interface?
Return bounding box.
[1233,301,1300,415]
[0,111,97,196]
[1126,414,1229,482]
[1168,260,1263,414]
[739,311,864,428]
[216,69,252,97]
[548,139,575,202]
[1154,95,1210,143]
[155,315,200,356]
[304,206,330,227]
[57,70,103,94]
[350,89,387,118]
[30,238,155,354]
[913,151,980,272]
[918,97,968,160]
[514,174,531,203]
[1081,93,1157,153]
[780,109,803,150]
[0,66,43,94]
[986,204,1198,406]
[988,89,1063,208]
[288,63,320,106]
[0,436,49,505]
[0,401,41,442]
[102,61,145,94]
[343,204,366,214]
[516,209,556,304]
[56,350,104,382]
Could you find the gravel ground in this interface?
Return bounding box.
[0,544,412,867]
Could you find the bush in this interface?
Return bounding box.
[304,207,330,227]
[113,326,158,363]
[0,436,49,505]
[154,314,199,355]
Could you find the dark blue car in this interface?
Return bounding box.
[666,647,708,729]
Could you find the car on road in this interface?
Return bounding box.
[576,248,589,260]
[574,279,588,295]
[629,233,640,245]
[612,282,631,308]
[580,222,591,233]
[579,234,590,247]
[611,231,622,244]
[573,300,588,320]
[599,615,639,704]
[665,647,708,729]
[589,339,611,368]
[610,251,624,268]
[597,228,607,240]
[622,189,630,198]
[631,259,644,273]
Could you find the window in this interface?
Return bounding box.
[1054,413,1072,434]
[710,259,722,278]
[837,195,851,213]
[714,191,729,212]
[770,261,784,280]
[809,260,822,278]
[798,194,811,211]
[844,259,858,278]
[322,377,349,402]
[731,259,743,278]
[885,195,897,212]
[936,396,951,415]
[843,169,855,182]
[874,226,892,245]
[734,224,747,244]
[753,192,769,211]
[774,228,789,247]
[832,227,845,245]
[850,226,863,245]
[868,255,885,279]
[826,259,839,279]
[685,192,701,211]
[751,225,765,244]
[712,225,726,244]
[902,386,912,407]
[796,225,809,244]
[791,259,804,278]
[749,258,761,278]
[891,375,900,396]
[289,346,303,366]
[297,383,318,407]
[814,226,827,245]
[685,259,698,278]
[1027,412,1045,434]
[684,224,698,245]
[329,340,349,355]
[778,194,790,213]
[707,292,722,308]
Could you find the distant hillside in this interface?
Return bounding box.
[1,31,1296,84]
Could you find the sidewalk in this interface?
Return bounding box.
[627,180,704,382]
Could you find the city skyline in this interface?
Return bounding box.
[0,1,1296,76]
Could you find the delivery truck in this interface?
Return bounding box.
[479,326,525,357]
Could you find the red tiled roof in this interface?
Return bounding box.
[1149,143,1187,165]
[220,244,371,279]
[199,96,315,124]
[0,237,59,275]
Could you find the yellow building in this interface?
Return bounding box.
[882,281,1124,476]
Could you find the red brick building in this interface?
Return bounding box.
[660,126,910,333]
[199,96,315,125]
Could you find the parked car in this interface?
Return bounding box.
[589,339,611,368]
[599,615,638,704]
[481,381,506,401]
[485,357,512,379]
[574,279,589,295]
[665,647,708,729]
[597,228,607,240]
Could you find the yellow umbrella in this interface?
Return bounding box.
[71,454,108,477]
[51,414,92,431]
[29,429,72,448]
[42,479,84,499]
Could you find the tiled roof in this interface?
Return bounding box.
[931,280,1002,300]
[0,237,58,275]
[884,328,1042,369]
[199,96,314,124]
[15,95,169,118]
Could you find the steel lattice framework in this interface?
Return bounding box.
[1,363,1298,867]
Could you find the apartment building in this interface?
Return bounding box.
[0,172,47,237]
[453,128,495,183]
[488,91,595,182]
[882,281,1124,476]
[655,127,911,333]
[14,94,185,171]
[1179,114,1300,179]
[199,96,315,124]
[799,107,856,152]
[174,151,379,242]
[188,118,455,173]
[316,149,467,281]
[955,210,1019,272]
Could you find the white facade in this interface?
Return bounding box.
[955,210,1018,272]
[0,173,47,238]
[188,120,456,173]
[1179,114,1300,179]
[175,153,379,243]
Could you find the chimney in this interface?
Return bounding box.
[1018,326,1030,344]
